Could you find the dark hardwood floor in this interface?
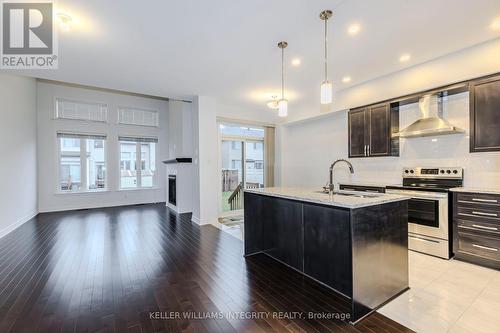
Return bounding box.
[0,204,413,333]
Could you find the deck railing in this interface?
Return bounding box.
[228,182,260,210]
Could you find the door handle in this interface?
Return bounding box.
[364,145,367,156]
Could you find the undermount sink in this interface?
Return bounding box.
[314,190,382,199]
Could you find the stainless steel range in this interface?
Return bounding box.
[386,167,464,259]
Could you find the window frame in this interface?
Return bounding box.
[55,98,108,123]
[118,137,158,190]
[117,106,159,127]
[57,133,108,194]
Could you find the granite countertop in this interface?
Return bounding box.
[450,187,500,195]
[244,187,409,209]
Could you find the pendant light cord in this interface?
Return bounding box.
[324,18,328,81]
[281,46,285,100]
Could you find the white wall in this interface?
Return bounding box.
[278,92,500,189]
[0,74,38,238]
[217,102,277,125]
[37,81,169,212]
[191,96,219,225]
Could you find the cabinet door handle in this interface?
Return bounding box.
[364,145,367,156]
[472,244,498,252]
[472,224,498,231]
[472,211,498,217]
[368,145,370,156]
[472,198,498,203]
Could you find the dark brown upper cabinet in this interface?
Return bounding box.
[470,75,500,152]
[348,103,399,158]
[348,107,367,157]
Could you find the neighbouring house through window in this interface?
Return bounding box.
[119,136,157,189]
[58,133,107,192]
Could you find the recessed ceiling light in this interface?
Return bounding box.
[399,53,411,63]
[491,18,500,30]
[342,76,352,83]
[291,58,301,66]
[57,12,72,32]
[348,24,361,35]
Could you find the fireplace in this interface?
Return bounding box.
[168,175,176,206]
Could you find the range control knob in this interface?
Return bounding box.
[453,170,458,174]
[410,170,414,174]
[440,170,445,174]
[446,170,451,174]
[404,170,409,174]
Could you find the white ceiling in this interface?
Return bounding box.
[15,0,500,121]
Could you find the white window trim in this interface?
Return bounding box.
[57,134,108,194]
[118,137,158,190]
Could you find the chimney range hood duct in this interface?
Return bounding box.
[393,94,464,138]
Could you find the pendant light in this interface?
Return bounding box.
[320,10,333,104]
[277,41,288,117]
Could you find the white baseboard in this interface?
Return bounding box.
[191,215,217,226]
[38,200,166,213]
[0,210,38,239]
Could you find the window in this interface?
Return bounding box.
[231,141,241,150]
[231,159,241,169]
[119,137,157,188]
[56,99,107,122]
[58,133,107,192]
[118,107,159,127]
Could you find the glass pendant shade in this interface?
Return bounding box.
[320,80,333,104]
[278,99,288,117]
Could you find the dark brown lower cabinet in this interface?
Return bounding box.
[244,192,409,323]
[303,204,352,296]
[453,192,500,270]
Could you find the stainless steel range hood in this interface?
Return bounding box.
[393,94,464,138]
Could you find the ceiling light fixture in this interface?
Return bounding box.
[399,53,411,63]
[320,10,333,105]
[277,41,288,117]
[266,95,279,110]
[348,24,361,35]
[342,76,352,83]
[491,18,500,30]
[291,58,301,66]
[57,12,72,32]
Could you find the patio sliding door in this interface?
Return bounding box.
[219,123,265,214]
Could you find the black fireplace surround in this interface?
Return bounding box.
[168,175,176,206]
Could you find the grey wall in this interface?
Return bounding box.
[0,73,38,238]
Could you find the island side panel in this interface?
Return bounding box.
[244,193,304,272]
[350,200,409,322]
[303,203,353,297]
[264,196,304,271]
[244,192,270,255]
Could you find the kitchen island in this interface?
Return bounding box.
[244,187,409,324]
